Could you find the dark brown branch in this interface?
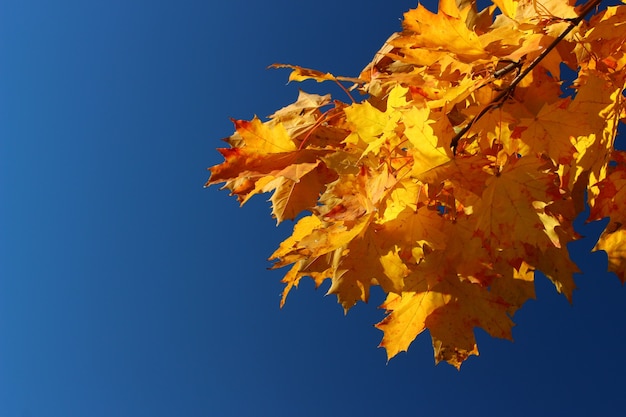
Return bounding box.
[450,0,604,155]
[493,60,523,79]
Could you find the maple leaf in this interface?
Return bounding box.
[377,262,515,369]
[594,227,626,283]
[514,98,579,165]
[402,0,488,61]
[207,0,626,368]
[268,162,338,223]
[589,151,626,282]
[474,155,563,257]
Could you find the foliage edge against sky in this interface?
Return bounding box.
[207,0,626,368]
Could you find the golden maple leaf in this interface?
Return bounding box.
[206,0,626,368]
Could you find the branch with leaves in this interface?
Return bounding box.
[450,0,605,153]
[206,0,626,368]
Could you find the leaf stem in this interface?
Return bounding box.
[297,108,343,150]
[334,80,357,103]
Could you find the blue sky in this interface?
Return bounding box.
[1,1,625,416]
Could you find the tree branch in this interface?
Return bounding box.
[450,0,604,154]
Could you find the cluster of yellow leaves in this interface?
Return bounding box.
[207,0,626,368]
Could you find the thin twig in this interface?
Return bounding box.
[333,80,357,103]
[450,0,604,154]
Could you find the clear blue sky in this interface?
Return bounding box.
[1,1,625,416]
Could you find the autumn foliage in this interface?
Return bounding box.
[207,0,626,368]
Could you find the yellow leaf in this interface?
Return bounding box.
[426,278,514,369]
[269,162,338,223]
[344,85,408,157]
[233,117,296,153]
[474,155,562,256]
[376,280,440,360]
[403,106,452,175]
[515,99,578,165]
[328,227,402,311]
[402,0,487,60]
[594,227,626,283]
[270,63,362,84]
[377,275,514,367]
